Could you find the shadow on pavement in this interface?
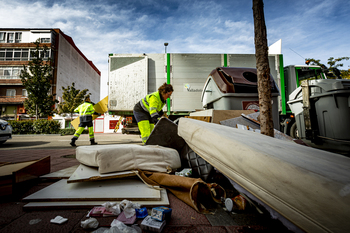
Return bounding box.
[0,141,50,148]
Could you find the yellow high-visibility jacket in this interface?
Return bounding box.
[140,91,165,117]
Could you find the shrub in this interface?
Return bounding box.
[9,119,61,134]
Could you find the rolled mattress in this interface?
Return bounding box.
[178,118,350,233]
[76,144,181,174]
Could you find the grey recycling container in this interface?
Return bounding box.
[201,67,280,129]
[288,79,350,152]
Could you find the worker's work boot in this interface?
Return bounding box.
[90,139,98,145]
[70,138,77,147]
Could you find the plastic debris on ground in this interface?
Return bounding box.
[225,194,247,212]
[87,202,121,217]
[50,215,68,224]
[151,206,172,222]
[81,217,99,229]
[141,216,166,233]
[135,207,148,218]
[175,168,192,177]
[120,199,140,218]
[116,211,136,224]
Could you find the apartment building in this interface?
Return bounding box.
[0,28,100,120]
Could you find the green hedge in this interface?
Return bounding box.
[9,120,61,135]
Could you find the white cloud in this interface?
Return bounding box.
[1,0,349,99]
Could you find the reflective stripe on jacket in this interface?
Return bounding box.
[140,91,165,117]
[74,102,95,116]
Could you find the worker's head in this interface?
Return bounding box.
[85,96,91,102]
[158,83,173,100]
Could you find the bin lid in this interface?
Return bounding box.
[209,67,279,94]
[308,79,350,92]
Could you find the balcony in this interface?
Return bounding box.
[0,95,26,104]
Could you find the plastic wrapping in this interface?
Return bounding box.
[81,217,99,229]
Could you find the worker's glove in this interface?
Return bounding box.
[151,114,160,124]
[159,110,164,116]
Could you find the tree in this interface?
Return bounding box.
[253,0,274,137]
[56,82,90,128]
[305,57,350,79]
[20,39,58,119]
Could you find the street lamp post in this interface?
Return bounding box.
[164,42,168,53]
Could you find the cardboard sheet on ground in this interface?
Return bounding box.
[71,96,108,130]
[178,117,350,233]
[23,178,161,202]
[23,189,169,210]
[67,164,136,183]
[76,144,181,174]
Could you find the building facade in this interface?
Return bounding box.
[0,28,100,120]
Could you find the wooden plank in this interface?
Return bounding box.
[23,178,161,202]
[23,189,169,210]
[13,156,50,183]
[190,109,256,124]
[0,157,50,197]
[184,116,211,122]
[0,161,35,176]
[67,164,136,183]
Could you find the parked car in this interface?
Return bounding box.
[0,119,12,144]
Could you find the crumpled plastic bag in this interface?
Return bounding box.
[81,217,99,229]
[110,220,138,233]
[102,202,121,215]
[119,200,140,219]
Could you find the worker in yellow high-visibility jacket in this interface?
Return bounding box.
[70,96,98,146]
[133,82,173,144]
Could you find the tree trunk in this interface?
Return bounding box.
[252,0,274,137]
[36,104,38,120]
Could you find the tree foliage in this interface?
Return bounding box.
[20,39,58,119]
[56,82,90,128]
[305,57,350,79]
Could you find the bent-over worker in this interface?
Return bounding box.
[70,96,98,146]
[133,82,173,144]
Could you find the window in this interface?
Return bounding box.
[5,49,13,60]
[0,48,50,61]
[22,49,29,60]
[7,33,14,43]
[14,49,21,60]
[0,32,5,43]
[6,89,16,97]
[0,49,4,60]
[0,31,22,43]
[0,66,23,79]
[15,32,22,43]
[40,38,50,43]
[22,89,28,97]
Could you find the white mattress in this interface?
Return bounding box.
[178,118,350,233]
[76,144,181,174]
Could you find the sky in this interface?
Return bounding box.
[1,0,349,100]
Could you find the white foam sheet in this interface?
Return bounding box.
[76,144,181,174]
[178,118,350,233]
[23,189,169,209]
[23,178,161,202]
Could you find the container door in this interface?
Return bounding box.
[108,54,148,112]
